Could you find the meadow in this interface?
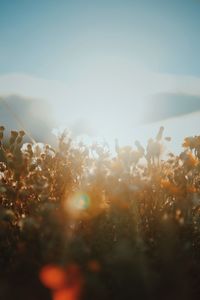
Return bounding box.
[0,125,200,299]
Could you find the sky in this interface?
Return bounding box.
[1,0,200,151]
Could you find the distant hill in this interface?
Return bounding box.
[0,95,56,144]
[143,93,200,123]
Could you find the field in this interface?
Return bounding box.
[1,125,200,300]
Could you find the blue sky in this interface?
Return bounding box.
[1,0,200,78]
[1,0,200,150]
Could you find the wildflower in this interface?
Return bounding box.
[9,130,18,144]
[160,179,171,189]
[0,131,3,141]
[182,137,191,148]
[53,288,77,300]
[156,126,164,141]
[39,265,66,290]
[19,130,25,137]
[187,185,197,193]
[186,152,198,167]
[0,162,6,172]
[10,130,18,138]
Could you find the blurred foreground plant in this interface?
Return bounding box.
[0,126,200,300]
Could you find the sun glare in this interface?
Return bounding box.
[55,59,151,146]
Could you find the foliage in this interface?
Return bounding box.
[1,125,200,299]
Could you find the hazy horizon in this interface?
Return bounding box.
[1,0,200,152]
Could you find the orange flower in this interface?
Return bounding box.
[53,287,78,300]
[161,179,182,195]
[160,179,171,189]
[39,265,66,290]
[169,184,182,195]
[40,263,83,300]
[186,152,198,167]
[187,185,197,193]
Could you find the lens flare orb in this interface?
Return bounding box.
[69,192,90,211]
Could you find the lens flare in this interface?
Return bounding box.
[69,192,90,211]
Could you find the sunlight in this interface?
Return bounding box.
[55,58,150,145]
